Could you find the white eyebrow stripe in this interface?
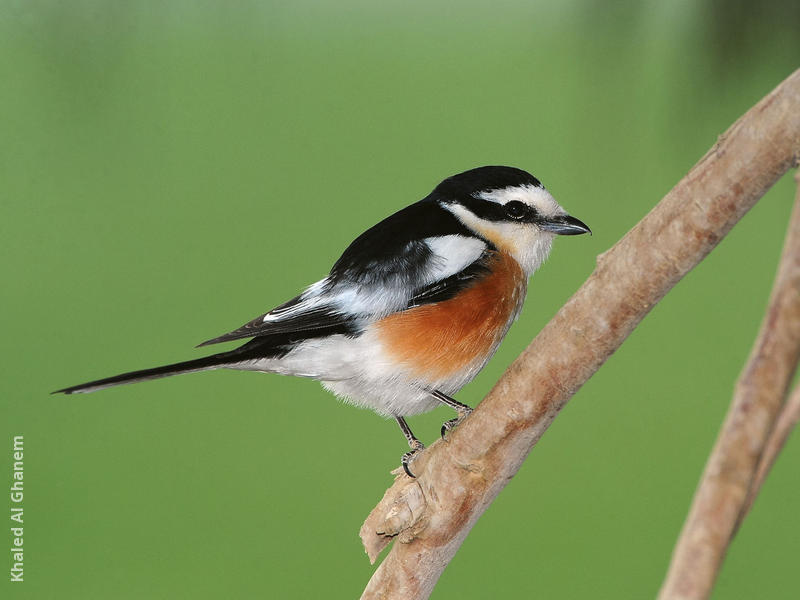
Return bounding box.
[422,235,487,284]
[477,184,563,218]
[476,183,543,205]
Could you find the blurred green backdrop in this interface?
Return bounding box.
[2,1,799,598]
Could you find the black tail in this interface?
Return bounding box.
[54,348,249,395]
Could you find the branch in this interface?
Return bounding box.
[742,379,800,520]
[658,172,800,600]
[360,69,800,600]
[740,171,800,523]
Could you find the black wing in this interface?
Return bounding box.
[328,197,477,284]
[199,198,490,348]
[197,292,358,347]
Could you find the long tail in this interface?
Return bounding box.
[54,347,253,395]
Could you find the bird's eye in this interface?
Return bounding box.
[505,201,527,220]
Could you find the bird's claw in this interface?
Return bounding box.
[401,441,425,478]
[440,407,474,441]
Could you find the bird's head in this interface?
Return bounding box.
[433,166,590,275]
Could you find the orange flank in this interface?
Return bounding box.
[376,251,527,380]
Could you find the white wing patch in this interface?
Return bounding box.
[422,235,486,284]
[327,284,409,317]
[262,278,330,322]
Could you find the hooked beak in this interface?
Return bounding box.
[539,214,592,236]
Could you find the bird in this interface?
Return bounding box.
[55,165,590,476]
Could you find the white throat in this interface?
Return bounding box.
[442,203,557,276]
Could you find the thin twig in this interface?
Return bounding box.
[360,69,800,600]
[740,381,800,521]
[657,171,800,600]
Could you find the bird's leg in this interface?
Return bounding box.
[431,389,473,440]
[396,416,424,478]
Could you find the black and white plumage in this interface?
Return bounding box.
[56,166,590,475]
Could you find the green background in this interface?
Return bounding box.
[2,1,799,598]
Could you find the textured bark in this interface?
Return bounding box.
[658,172,800,600]
[361,69,800,600]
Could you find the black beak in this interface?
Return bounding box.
[539,214,592,236]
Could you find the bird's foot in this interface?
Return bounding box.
[440,406,474,440]
[401,440,425,478]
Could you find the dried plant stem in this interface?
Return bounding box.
[361,70,800,600]
[741,381,800,521]
[657,172,800,600]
